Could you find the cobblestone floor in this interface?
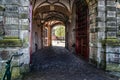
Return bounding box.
[23,47,118,80]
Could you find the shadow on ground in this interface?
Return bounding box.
[23,46,118,80]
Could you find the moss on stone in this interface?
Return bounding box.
[20,64,30,74]
[3,36,19,39]
[0,39,22,47]
[101,38,120,46]
[106,63,120,72]
[0,5,5,11]
[11,67,21,80]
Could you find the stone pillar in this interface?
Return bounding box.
[48,26,52,46]
[65,22,70,49]
[41,25,43,48]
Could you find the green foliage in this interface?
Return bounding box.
[55,25,65,38]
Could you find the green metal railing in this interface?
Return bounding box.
[2,53,23,80]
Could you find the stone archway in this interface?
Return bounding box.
[31,0,97,62]
[31,0,71,50]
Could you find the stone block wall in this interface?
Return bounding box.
[89,0,120,71]
[0,0,30,79]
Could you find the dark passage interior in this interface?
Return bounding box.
[31,0,90,62]
[23,47,114,80]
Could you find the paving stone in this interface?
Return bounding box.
[23,46,118,80]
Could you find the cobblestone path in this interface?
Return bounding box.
[23,47,118,80]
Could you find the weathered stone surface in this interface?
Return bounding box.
[0,50,9,60]
[23,47,118,80]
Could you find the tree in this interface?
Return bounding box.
[55,25,65,39]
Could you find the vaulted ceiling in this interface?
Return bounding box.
[31,0,95,26]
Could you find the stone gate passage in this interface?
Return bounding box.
[23,47,117,80]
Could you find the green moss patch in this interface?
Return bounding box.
[12,67,21,80]
[106,63,120,72]
[0,37,22,47]
[0,5,5,11]
[3,36,19,39]
[101,38,120,46]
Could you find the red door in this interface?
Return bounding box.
[76,2,89,61]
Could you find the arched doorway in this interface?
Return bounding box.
[52,24,65,47]
[41,20,66,47]
[31,0,90,60]
[32,0,70,49]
